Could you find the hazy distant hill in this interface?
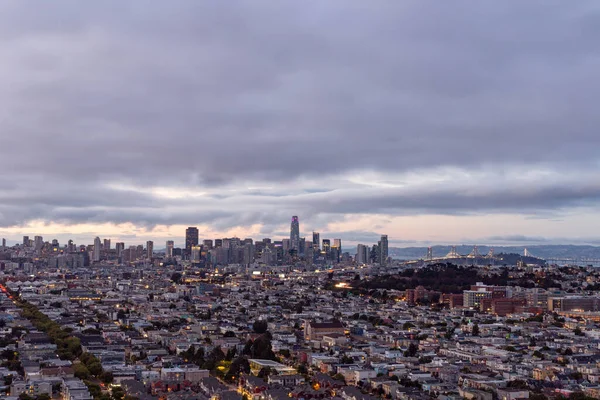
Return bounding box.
[389,245,600,260]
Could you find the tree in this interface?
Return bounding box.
[404,343,418,358]
[225,356,250,383]
[253,320,268,334]
[170,272,182,284]
[101,371,114,384]
[224,330,236,338]
[225,347,237,361]
[574,327,584,336]
[564,348,573,356]
[111,386,125,400]
[472,323,480,337]
[73,363,90,380]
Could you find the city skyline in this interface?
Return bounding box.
[2,2,600,246]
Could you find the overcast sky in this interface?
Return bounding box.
[1,1,600,247]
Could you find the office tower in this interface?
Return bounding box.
[146,241,154,258]
[1,238,5,249]
[93,237,101,262]
[104,239,111,251]
[243,238,253,245]
[304,242,314,261]
[299,237,306,256]
[282,239,291,253]
[34,236,44,251]
[129,245,138,260]
[331,239,342,263]
[379,234,389,266]
[203,239,213,249]
[356,244,369,264]
[312,232,320,251]
[322,239,331,259]
[185,227,199,256]
[333,239,342,252]
[67,240,74,253]
[371,244,379,264]
[23,236,30,246]
[214,239,223,248]
[191,245,202,263]
[52,239,59,247]
[116,242,124,257]
[166,240,174,258]
[262,238,271,244]
[243,243,254,264]
[290,216,300,251]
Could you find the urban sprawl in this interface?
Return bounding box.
[0,217,598,400]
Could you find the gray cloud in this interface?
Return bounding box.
[0,1,599,237]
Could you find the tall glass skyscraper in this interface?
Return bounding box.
[290,216,300,251]
[312,232,320,250]
[185,227,199,256]
[379,234,389,266]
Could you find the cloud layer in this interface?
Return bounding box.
[1,1,600,244]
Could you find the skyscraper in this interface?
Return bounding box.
[356,244,369,264]
[322,239,331,259]
[312,232,320,251]
[166,240,174,258]
[191,245,202,263]
[332,239,342,263]
[333,239,342,252]
[93,237,101,262]
[290,216,300,251]
[1,238,5,249]
[379,235,389,266]
[103,239,111,251]
[116,242,124,257]
[146,241,154,259]
[185,227,199,256]
[23,236,30,246]
[34,236,44,251]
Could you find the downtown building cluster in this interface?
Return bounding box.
[0,216,390,269]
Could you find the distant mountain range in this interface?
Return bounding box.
[389,245,600,260]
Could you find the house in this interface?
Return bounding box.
[304,320,345,340]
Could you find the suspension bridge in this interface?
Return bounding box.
[425,245,540,262]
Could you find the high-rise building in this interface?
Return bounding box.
[103,239,111,251]
[333,239,342,252]
[34,236,44,251]
[203,239,213,249]
[146,241,154,258]
[312,232,320,251]
[93,237,101,262]
[166,240,174,258]
[67,240,74,253]
[356,244,369,264]
[116,242,125,257]
[290,216,300,251]
[1,238,5,249]
[379,235,389,266]
[185,227,199,256]
[191,245,202,263]
[214,239,223,248]
[322,239,331,259]
[23,236,30,246]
